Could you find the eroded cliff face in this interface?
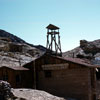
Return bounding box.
[0,29,45,67]
[80,40,100,55]
[63,39,100,65]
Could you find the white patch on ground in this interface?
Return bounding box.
[12,89,65,100]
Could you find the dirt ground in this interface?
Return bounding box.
[12,88,66,100]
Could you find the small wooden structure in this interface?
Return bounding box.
[46,24,62,56]
[24,53,97,100]
[0,66,33,88]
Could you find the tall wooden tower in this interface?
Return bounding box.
[46,24,62,56]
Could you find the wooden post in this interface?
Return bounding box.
[33,60,36,89]
[90,68,96,100]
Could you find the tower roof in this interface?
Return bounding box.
[46,24,59,30]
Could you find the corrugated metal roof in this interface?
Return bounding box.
[25,53,100,68]
[45,53,100,68]
[57,56,100,68]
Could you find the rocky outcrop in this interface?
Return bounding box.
[0,81,14,100]
[63,39,100,65]
[80,40,100,55]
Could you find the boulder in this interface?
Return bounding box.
[80,40,100,55]
[0,80,14,100]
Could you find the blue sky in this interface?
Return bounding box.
[0,0,100,52]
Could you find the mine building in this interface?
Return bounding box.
[24,24,98,100]
[0,66,32,88]
[0,24,99,100]
[24,52,98,100]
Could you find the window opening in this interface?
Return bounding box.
[44,70,52,78]
[96,68,100,80]
[16,75,21,83]
[3,75,8,81]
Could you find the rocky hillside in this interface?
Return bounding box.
[0,29,45,67]
[63,39,100,65]
[0,29,26,43]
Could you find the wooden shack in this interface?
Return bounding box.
[0,66,33,88]
[24,53,98,100]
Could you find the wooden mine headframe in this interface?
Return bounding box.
[46,24,62,56]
